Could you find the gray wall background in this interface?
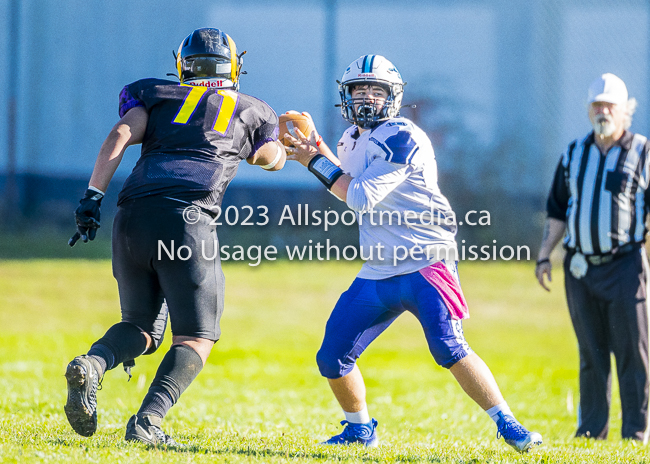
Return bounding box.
[0,0,648,247]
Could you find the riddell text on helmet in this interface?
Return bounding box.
[187,80,226,88]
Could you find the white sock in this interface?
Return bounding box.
[344,405,370,424]
[486,402,514,424]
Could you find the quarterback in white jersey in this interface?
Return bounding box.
[285,54,541,453]
[337,116,457,279]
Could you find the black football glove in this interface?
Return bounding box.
[69,188,104,247]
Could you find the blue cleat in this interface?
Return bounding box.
[496,412,543,452]
[321,419,379,447]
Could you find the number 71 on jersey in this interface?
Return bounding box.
[172,84,239,135]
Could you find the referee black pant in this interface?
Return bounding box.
[564,247,649,440]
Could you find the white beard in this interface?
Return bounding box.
[592,115,616,137]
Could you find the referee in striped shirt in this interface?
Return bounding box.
[536,73,649,442]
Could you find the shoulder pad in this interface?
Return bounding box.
[375,117,414,131]
[368,119,418,164]
[338,126,359,144]
[128,78,177,90]
[246,94,278,119]
[119,78,178,118]
[241,93,271,109]
[343,125,359,138]
[384,121,408,128]
[119,85,145,118]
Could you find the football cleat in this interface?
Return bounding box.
[321,419,379,447]
[64,355,99,437]
[496,412,543,453]
[125,414,184,448]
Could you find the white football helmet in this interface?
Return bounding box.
[339,55,404,128]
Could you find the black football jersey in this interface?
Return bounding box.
[116,78,278,210]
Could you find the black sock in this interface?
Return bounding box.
[138,344,204,419]
[138,387,175,419]
[87,322,148,377]
[87,347,110,376]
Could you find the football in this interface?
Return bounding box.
[279,113,315,146]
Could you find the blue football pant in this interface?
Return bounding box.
[317,270,472,379]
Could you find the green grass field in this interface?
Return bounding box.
[0,259,648,463]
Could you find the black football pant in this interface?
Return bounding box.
[564,247,649,440]
[112,197,225,342]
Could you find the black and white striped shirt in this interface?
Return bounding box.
[547,130,650,255]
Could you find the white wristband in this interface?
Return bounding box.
[88,185,105,196]
[261,143,283,170]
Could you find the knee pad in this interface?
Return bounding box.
[142,331,165,355]
[316,348,353,379]
[92,321,148,369]
[142,304,169,355]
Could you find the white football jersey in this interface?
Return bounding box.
[337,117,458,280]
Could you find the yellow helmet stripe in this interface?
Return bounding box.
[176,42,184,81]
[225,33,238,85]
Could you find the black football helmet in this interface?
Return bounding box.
[175,28,244,91]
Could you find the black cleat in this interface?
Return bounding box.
[125,414,184,448]
[64,355,99,437]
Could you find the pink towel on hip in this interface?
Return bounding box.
[419,261,470,320]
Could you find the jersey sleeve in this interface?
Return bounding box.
[119,78,174,118]
[367,122,419,165]
[546,146,572,221]
[118,84,145,118]
[346,120,422,212]
[248,100,279,158]
[346,159,413,212]
[337,126,365,177]
[643,140,650,217]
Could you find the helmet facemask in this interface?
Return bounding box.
[180,55,234,82]
[338,55,404,129]
[340,81,403,129]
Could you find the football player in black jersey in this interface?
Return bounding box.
[64,28,286,446]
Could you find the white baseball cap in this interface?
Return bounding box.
[588,73,628,105]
